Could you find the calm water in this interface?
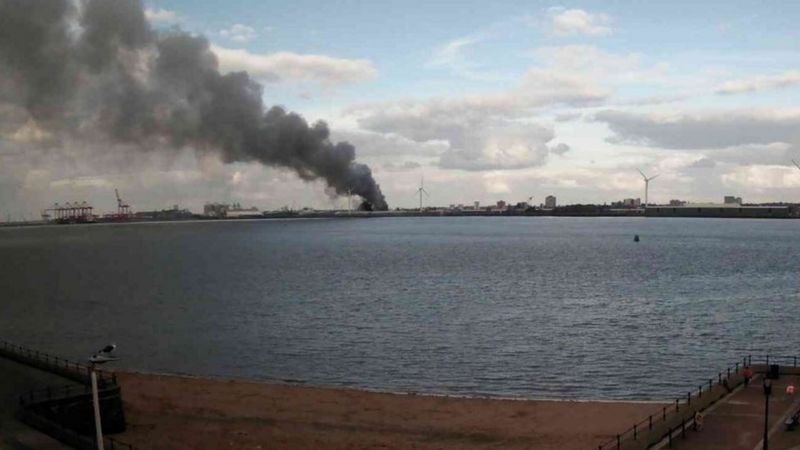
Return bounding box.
[0,217,798,400]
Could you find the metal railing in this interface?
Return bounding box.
[595,355,759,450]
[19,383,92,406]
[1,339,139,449]
[750,355,799,367]
[18,406,139,450]
[0,339,115,385]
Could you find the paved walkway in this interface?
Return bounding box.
[666,374,800,450]
[0,357,73,450]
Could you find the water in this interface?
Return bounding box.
[0,217,798,400]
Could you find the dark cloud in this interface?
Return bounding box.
[0,0,386,209]
[549,143,571,155]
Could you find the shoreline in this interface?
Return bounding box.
[2,210,799,229]
[112,370,668,450]
[117,368,669,404]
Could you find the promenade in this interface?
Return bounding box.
[666,374,800,450]
[0,357,72,449]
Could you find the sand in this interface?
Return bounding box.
[112,371,666,450]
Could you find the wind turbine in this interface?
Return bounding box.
[637,168,659,207]
[415,176,429,211]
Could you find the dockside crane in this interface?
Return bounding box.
[115,189,130,216]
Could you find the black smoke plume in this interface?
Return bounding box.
[0,0,387,210]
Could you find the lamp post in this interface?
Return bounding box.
[763,380,772,450]
[88,345,118,450]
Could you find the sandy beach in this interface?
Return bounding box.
[113,371,665,450]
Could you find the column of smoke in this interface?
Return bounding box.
[0,0,387,210]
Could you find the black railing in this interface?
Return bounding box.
[19,383,91,406]
[1,339,139,449]
[0,339,115,385]
[18,406,139,450]
[750,354,799,367]
[595,355,758,450]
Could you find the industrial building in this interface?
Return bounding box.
[204,202,261,218]
[645,204,791,218]
[724,196,743,205]
[544,195,557,208]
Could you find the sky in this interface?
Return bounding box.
[3,0,800,217]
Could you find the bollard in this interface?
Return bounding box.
[687,392,691,405]
[718,373,722,384]
[681,417,686,438]
[727,367,730,378]
[698,385,702,397]
[676,399,679,411]
[709,379,713,390]
[663,406,667,420]
[649,415,653,430]
[634,423,638,439]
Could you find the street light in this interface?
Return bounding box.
[763,380,772,450]
[88,344,119,450]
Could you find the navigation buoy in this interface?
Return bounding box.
[634,234,640,242]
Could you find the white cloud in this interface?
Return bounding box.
[219,24,258,43]
[429,36,481,68]
[721,165,800,190]
[715,71,800,95]
[483,173,512,194]
[345,45,651,172]
[144,8,179,24]
[211,45,378,87]
[594,108,800,149]
[331,129,447,158]
[548,8,612,37]
[426,35,500,80]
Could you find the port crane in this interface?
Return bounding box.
[115,189,130,216]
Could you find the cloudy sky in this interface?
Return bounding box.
[4,0,800,217]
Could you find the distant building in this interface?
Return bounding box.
[647,205,789,218]
[204,203,229,217]
[134,205,193,221]
[669,199,686,206]
[544,195,557,208]
[204,202,260,218]
[226,206,261,218]
[621,198,641,208]
[474,201,480,210]
[496,200,507,210]
[724,196,743,205]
